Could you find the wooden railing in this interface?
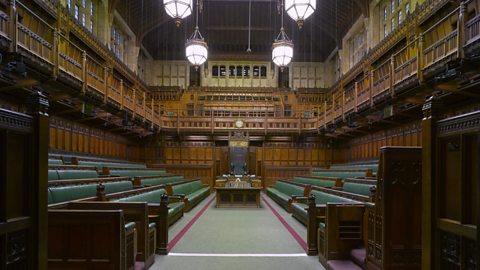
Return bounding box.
[422,6,460,70]
[393,37,419,86]
[372,58,391,101]
[2,0,478,135]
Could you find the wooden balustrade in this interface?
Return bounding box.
[4,0,480,135]
[86,55,105,95]
[422,6,460,71]
[16,1,54,65]
[465,14,480,45]
[58,34,83,81]
[356,75,370,110]
[372,58,391,102]
[393,37,419,86]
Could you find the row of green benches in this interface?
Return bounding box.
[49,178,212,269]
[48,166,169,180]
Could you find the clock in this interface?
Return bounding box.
[235,119,244,128]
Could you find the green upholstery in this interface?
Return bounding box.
[171,180,210,209]
[291,190,355,225]
[103,181,134,194]
[49,184,97,204]
[292,177,336,188]
[78,161,147,171]
[48,170,59,181]
[342,182,375,196]
[114,189,168,203]
[329,164,378,173]
[168,202,185,217]
[48,159,63,165]
[108,169,167,177]
[48,181,133,205]
[56,170,98,180]
[141,176,184,186]
[266,181,305,210]
[310,171,368,178]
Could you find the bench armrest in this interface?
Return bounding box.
[291,196,309,204]
[168,196,184,203]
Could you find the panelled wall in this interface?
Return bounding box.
[49,117,143,160]
[345,121,422,161]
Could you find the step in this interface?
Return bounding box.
[350,247,366,268]
[327,260,363,270]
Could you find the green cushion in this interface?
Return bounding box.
[103,181,134,194]
[168,202,185,216]
[291,202,308,220]
[342,182,375,196]
[48,170,59,181]
[310,190,355,204]
[330,164,378,173]
[56,170,98,180]
[141,176,184,186]
[273,182,305,196]
[109,169,167,177]
[113,189,168,203]
[48,184,97,204]
[48,159,63,165]
[48,189,53,204]
[173,183,193,196]
[310,171,368,179]
[292,177,336,188]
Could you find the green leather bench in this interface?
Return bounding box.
[78,161,147,171]
[292,177,337,188]
[310,171,369,178]
[48,159,63,165]
[140,176,184,186]
[169,180,210,212]
[56,169,99,180]
[48,181,133,205]
[291,189,356,225]
[266,181,307,211]
[108,169,167,177]
[113,188,184,225]
[342,182,375,196]
[49,170,59,181]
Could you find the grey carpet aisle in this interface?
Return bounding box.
[149,193,325,270]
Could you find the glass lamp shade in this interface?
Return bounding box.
[285,0,316,28]
[164,0,192,26]
[186,37,208,67]
[272,28,293,69]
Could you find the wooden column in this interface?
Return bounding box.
[27,89,50,270]
[421,94,442,270]
[307,194,318,255]
[7,0,17,53]
[156,194,170,255]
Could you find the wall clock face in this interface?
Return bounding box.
[235,119,244,128]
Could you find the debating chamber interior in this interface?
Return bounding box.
[0,0,479,269]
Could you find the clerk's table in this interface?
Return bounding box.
[214,186,262,208]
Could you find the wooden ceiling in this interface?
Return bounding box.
[116,0,366,62]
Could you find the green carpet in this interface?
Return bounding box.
[149,194,325,270]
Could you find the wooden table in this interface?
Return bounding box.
[215,187,262,208]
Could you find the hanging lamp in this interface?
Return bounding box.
[285,0,316,29]
[164,0,192,27]
[272,0,293,70]
[185,0,208,68]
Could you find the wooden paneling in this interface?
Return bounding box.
[345,121,422,161]
[49,117,141,161]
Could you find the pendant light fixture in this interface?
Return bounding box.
[164,0,192,27]
[272,0,293,71]
[285,0,316,29]
[185,0,208,68]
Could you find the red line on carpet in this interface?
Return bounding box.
[261,195,308,252]
[168,196,216,252]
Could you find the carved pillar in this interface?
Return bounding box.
[156,194,169,255]
[81,50,87,93]
[421,94,442,270]
[52,29,58,79]
[26,89,49,270]
[120,79,124,110]
[390,55,395,97]
[7,0,17,53]
[418,34,424,83]
[307,194,318,255]
[457,2,466,59]
[103,66,109,104]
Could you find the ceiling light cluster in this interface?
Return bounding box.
[163,0,315,70]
